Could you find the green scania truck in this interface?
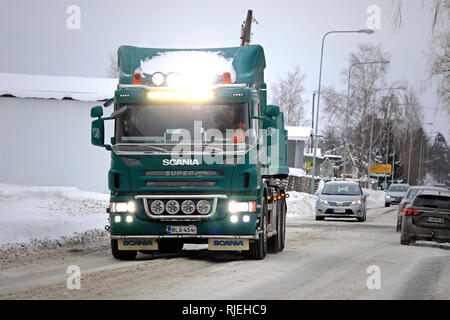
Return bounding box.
[91,44,289,260]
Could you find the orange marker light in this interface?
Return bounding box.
[267,196,271,200]
[278,196,281,200]
[133,73,142,84]
[222,72,231,84]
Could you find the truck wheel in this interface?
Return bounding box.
[267,201,280,254]
[278,198,287,252]
[158,239,184,253]
[111,239,137,261]
[245,199,268,260]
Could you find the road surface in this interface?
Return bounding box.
[1,204,449,299]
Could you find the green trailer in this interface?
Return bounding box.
[91,44,289,260]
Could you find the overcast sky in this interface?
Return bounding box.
[1,0,448,140]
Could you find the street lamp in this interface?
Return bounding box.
[367,86,406,188]
[310,28,374,194]
[342,60,390,180]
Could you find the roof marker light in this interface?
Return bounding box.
[133,73,142,84]
[222,72,232,84]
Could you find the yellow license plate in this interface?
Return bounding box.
[118,239,158,251]
[208,238,249,251]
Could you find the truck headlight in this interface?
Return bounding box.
[110,201,136,213]
[228,201,256,213]
[351,200,362,205]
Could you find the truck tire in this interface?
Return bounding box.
[245,199,268,260]
[267,200,280,254]
[158,239,184,253]
[111,239,137,261]
[278,198,287,252]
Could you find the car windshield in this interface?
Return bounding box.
[322,183,361,196]
[413,195,450,209]
[388,185,409,192]
[114,103,250,151]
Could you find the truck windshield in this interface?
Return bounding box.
[114,103,249,151]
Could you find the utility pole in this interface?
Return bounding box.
[240,10,255,46]
[311,92,316,153]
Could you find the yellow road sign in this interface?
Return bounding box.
[370,164,392,174]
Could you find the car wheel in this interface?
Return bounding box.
[385,202,390,207]
[400,233,414,245]
[315,216,324,221]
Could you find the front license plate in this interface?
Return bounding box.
[333,208,346,213]
[427,217,444,224]
[208,238,249,251]
[166,225,197,235]
[118,239,158,250]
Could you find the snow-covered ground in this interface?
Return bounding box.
[0,183,109,253]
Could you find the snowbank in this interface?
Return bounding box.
[0,183,109,249]
[363,188,386,208]
[286,191,318,220]
[289,168,307,177]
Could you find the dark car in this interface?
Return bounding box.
[385,183,409,207]
[396,186,447,232]
[400,189,450,245]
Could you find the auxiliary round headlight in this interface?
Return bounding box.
[196,200,211,215]
[150,200,165,215]
[181,200,196,214]
[151,72,165,86]
[166,200,180,215]
[166,72,181,87]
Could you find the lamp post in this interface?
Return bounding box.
[367,87,406,188]
[310,28,374,194]
[342,60,390,180]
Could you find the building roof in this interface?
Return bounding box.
[0,72,118,101]
[285,126,313,141]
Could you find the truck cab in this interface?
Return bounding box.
[91,45,289,260]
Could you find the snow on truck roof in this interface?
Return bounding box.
[117,45,266,86]
[0,72,118,101]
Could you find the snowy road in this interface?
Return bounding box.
[1,204,449,300]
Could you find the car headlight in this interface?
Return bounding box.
[352,200,362,205]
[110,201,136,213]
[228,201,256,213]
[319,199,328,205]
[386,195,391,198]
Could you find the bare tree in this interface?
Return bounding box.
[321,43,391,176]
[270,65,307,126]
[107,52,120,79]
[391,0,449,113]
[391,0,449,32]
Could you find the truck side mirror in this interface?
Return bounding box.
[91,118,105,147]
[265,105,280,117]
[91,106,103,118]
[90,106,111,150]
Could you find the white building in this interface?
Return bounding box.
[285,126,313,169]
[0,73,117,192]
